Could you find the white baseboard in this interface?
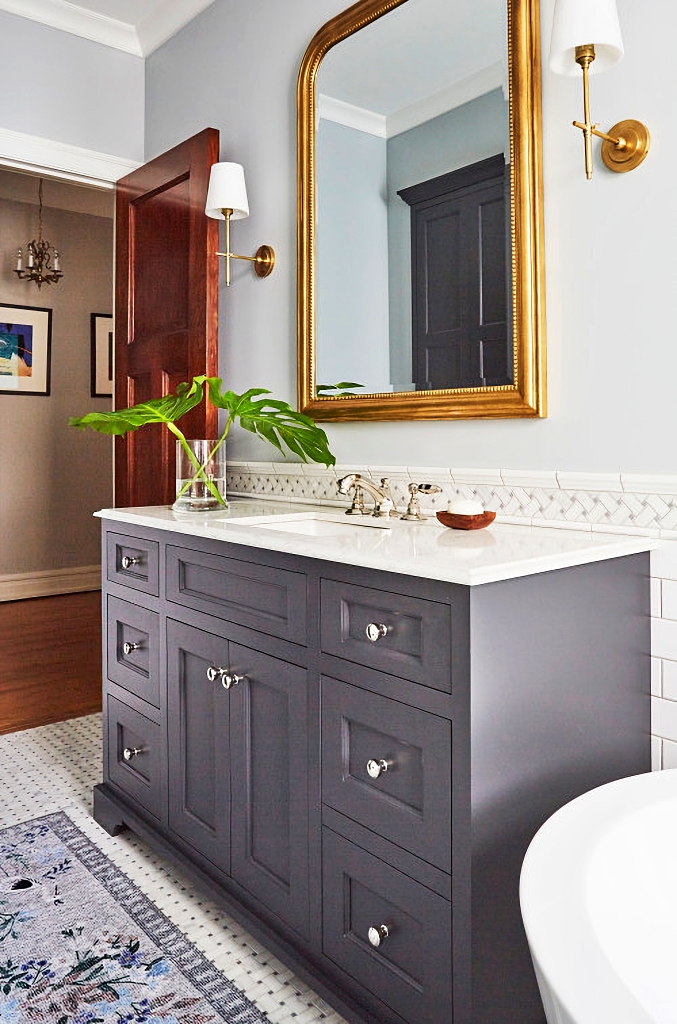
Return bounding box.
[0,565,101,602]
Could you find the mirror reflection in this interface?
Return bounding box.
[298,0,545,421]
[315,0,509,395]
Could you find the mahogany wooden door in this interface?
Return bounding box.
[115,128,220,507]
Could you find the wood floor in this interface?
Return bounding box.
[0,591,102,735]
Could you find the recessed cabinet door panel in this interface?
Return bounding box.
[229,645,309,939]
[107,596,160,706]
[321,579,451,691]
[323,829,453,1023]
[167,619,230,873]
[322,678,452,872]
[106,696,162,820]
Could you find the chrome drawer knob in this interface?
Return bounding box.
[365,622,389,643]
[122,641,140,655]
[368,924,389,948]
[206,665,228,684]
[121,555,140,569]
[223,672,245,690]
[123,746,142,761]
[366,758,390,779]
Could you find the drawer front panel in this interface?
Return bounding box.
[320,580,451,691]
[107,696,162,820]
[107,596,160,706]
[107,533,159,596]
[323,829,453,1023]
[322,678,452,872]
[166,546,306,643]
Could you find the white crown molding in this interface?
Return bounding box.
[0,0,141,53]
[0,128,140,187]
[136,0,216,56]
[0,0,216,56]
[387,62,508,138]
[318,94,387,139]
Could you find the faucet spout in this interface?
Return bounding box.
[337,473,393,517]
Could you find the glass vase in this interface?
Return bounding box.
[172,439,227,512]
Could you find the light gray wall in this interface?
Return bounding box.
[387,89,509,389]
[316,119,390,392]
[145,0,677,474]
[0,196,114,576]
[0,9,144,160]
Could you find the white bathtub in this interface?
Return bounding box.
[520,769,677,1024]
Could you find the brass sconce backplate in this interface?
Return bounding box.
[601,119,651,172]
[254,244,276,278]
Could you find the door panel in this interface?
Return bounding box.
[115,128,220,507]
[167,619,230,873]
[229,644,309,938]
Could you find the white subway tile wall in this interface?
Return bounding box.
[227,462,677,769]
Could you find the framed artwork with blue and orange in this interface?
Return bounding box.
[0,303,52,395]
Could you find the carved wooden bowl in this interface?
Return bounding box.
[436,510,496,531]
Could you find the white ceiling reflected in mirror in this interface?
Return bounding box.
[298,0,546,421]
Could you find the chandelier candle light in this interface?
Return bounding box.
[14,178,63,288]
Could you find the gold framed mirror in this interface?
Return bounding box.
[297,0,545,421]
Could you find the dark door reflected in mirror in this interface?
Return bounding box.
[298,0,546,421]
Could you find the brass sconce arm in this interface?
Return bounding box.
[572,44,649,179]
[215,207,275,286]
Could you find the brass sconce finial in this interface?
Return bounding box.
[205,162,275,285]
[550,0,650,179]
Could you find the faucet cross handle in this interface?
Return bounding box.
[401,481,443,521]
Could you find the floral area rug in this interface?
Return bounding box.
[0,812,269,1023]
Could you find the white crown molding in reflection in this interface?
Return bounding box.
[0,0,216,56]
[0,128,140,187]
[318,95,387,138]
[320,62,508,141]
[387,62,508,138]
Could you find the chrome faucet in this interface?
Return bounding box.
[337,473,394,518]
[401,482,442,521]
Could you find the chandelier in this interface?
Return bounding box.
[14,178,63,288]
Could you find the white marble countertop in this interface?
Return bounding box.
[95,500,658,587]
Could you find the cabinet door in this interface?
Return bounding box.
[229,644,309,938]
[167,620,231,873]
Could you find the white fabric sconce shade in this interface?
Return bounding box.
[205,162,249,220]
[549,0,624,75]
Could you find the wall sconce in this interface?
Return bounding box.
[550,0,650,179]
[205,162,275,285]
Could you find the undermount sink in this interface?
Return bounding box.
[225,512,391,538]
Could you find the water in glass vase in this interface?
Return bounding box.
[172,439,227,512]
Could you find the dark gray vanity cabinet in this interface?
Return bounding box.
[95,519,651,1024]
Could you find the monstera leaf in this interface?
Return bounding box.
[70,375,335,507]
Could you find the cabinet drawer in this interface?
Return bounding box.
[107,533,159,596]
[320,580,451,691]
[166,545,306,643]
[107,596,160,707]
[107,696,162,820]
[322,678,451,872]
[323,829,453,1024]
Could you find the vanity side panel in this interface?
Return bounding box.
[469,552,651,1024]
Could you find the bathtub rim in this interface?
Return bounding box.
[520,768,677,1024]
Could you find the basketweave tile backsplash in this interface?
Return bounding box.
[226,461,677,769]
[226,462,677,536]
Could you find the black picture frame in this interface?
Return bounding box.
[0,302,52,396]
[90,312,113,398]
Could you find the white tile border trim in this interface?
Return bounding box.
[227,462,677,535]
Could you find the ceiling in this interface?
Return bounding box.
[0,0,218,56]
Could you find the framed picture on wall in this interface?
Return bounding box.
[90,313,113,398]
[0,302,52,396]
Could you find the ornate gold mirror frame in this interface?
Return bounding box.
[297,0,545,421]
